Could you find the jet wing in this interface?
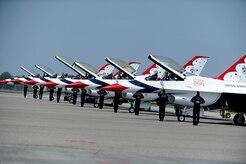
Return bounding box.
[35,64,55,77]
[20,66,38,77]
[106,58,135,79]
[74,62,98,78]
[55,56,86,77]
[148,54,185,80]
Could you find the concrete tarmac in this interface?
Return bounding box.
[0,93,245,164]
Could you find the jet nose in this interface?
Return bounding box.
[101,83,128,92]
[65,81,89,88]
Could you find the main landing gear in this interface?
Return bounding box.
[233,113,245,126]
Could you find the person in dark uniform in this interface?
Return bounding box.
[191,91,205,125]
[72,87,80,104]
[133,92,144,115]
[57,88,62,103]
[113,92,122,113]
[97,89,108,109]
[80,89,87,107]
[24,85,28,98]
[39,85,44,100]
[49,88,54,101]
[157,88,168,121]
[32,85,38,99]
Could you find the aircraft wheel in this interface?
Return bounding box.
[94,103,99,108]
[226,113,231,118]
[34,95,38,99]
[233,114,245,125]
[178,115,185,122]
[129,107,135,113]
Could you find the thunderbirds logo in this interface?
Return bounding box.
[242,65,246,74]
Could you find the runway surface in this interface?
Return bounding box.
[0,92,245,164]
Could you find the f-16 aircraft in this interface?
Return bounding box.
[101,55,246,125]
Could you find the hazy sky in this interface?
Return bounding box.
[0,0,245,77]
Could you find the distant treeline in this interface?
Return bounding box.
[0,72,24,90]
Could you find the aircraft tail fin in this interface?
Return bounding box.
[182,56,209,76]
[129,62,141,74]
[97,63,115,77]
[216,55,246,82]
[142,64,158,75]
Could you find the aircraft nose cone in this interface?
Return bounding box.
[41,81,58,88]
[101,83,128,92]
[0,79,9,84]
[65,81,89,88]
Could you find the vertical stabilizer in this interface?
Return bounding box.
[97,64,115,77]
[182,56,209,76]
[217,55,246,82]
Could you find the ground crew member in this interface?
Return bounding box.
[80,89,87,107]
[113,92,121,113]
[57,88,62,103]
[133,92,144,115]
[72,87,80,104]
[191,91,205,125]
[32,85,38,99]
[97,89,107,109]
[49,88,54,101]
[24,85,28,98]
[157,88,168,121]
[39,85,44,100]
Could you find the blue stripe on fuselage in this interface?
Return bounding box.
[90,79,109,89]
[59,78,72,84]
[129,80,159,93]
[40,77,50,82]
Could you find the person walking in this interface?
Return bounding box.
[72,87,80,105]
[97,89,108,109]
[39,85,44,100]
[191,91,205,125]
[80,89,87,107]
[113,92,121,113]
[32,85,38,99]
[133,92,144,115]
[23,85,28,98]
[57,88,62,103]
[157,88,168,121]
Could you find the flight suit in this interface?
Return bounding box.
[133,92,144,115]
[24,85,28,98]
[158,91,168,121]
[80,89,87,107]
[72,88,80,105]
[97,90,107,109]
[191,92,205,125]
[33,85,38,99]
[57,88,62,103]
[39,85,44,100]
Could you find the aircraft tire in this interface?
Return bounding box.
[129,107,135,113]
[226,113,231,118]
[178,115,185,122]
[233,114,245,125]
[94,103,99,108]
